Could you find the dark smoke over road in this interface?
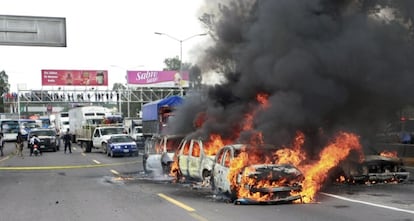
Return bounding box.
[169,0,414,154]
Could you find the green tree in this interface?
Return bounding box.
[112,82,126,91]
[163,56,191,71]
[0,70,10,113]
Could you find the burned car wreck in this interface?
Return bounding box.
[211,144,303,205]
[233,164,303,205]
[336,154,410,184]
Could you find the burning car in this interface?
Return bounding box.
[143,134,185,175]
[174,137,215,183]
[335,151,410,184]
[211,144,303,205]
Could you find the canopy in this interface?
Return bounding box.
[142,96,183,121]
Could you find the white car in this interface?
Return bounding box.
[211,144,303,204]
[143,134,185,175]
[175,137,216,183]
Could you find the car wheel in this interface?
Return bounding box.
[103,143,107,154]
[210,175,216,192]
[202,170,211,186]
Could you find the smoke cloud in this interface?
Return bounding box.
[169,0,414,155]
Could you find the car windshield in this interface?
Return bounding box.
[166,136,184,152]
[24,122,39,129]
[31,130,55,136]
[101,127,124,135]
[111,136,133,143]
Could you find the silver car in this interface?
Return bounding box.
[211,144,303,205]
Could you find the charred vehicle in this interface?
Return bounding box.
[211,144,303,205]
[337,154,410,184]
[175,138,215,183]
[143,134,185,174]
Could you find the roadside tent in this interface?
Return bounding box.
[142,96,183,121]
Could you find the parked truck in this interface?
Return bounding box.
[68,105,124,153]
[55,111,69,135]
[142,95,183,137]
[124,118,143,140]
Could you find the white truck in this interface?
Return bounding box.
[123,118,143,140]
[68,106,124,153]
[55,112,70,135]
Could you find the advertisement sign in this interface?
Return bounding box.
[41,69,108,86]
[127,70,189,88]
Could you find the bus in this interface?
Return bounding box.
[0,119,20,141]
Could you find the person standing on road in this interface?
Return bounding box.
[16,132,24,158]
[63,128,72,154]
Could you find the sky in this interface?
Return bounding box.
[0,0,207,92]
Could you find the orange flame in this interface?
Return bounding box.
[225,131,362,203]
[380,150,398,158]
[194,112,207,128]
[299,132,362,203]
[204,134,232,156]
[256,93,269,108]
[275,131,306,165]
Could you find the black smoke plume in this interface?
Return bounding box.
[169,0,414,156]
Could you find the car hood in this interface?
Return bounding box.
[110,142,136,146]
[37,135,55,139]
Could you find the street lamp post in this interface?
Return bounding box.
[154,32,207,94]
[110,65,144,118]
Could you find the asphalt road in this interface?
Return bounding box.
[0,141,413,221]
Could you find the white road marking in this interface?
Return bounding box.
[321,192,414,215]
[110,169,120,175]
[93,160,101,164]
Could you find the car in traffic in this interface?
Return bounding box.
[27,128,60,152]
[211,144,304,204]
[106,134,138,157]
[143,134,185,175]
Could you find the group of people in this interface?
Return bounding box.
[0,128,72,157]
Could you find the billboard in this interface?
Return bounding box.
[0,15,66,47]
[42,69,108,86]
[127,70,189,88]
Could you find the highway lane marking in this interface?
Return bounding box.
[93,160,101,164]
[81,153,86,156]
[188,212,209,221]
[158,193,196,212]
[321,192,414,215]
[0,160,139,170]
[0,156,11,162]
[110,169,120,175]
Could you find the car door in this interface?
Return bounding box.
[220,148,232,193]
[213,147,226,190]
[188,139,202,179]
[92,129,102,147]
[178,139,190,176]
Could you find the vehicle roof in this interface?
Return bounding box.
[222,143,277,150]
[29,128,55,132]
[110,134,132,138]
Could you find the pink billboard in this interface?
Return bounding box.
[127,70,189,88]
[41,69,108,86]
